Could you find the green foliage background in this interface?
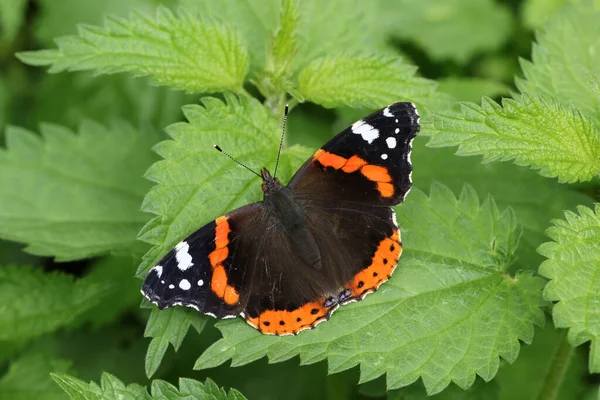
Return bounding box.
[1,0,599,398]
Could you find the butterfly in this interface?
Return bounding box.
[141,102,420,335]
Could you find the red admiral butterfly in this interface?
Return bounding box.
[142,102,420,335]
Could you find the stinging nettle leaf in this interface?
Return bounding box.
[17,7,249,94]
[193,183,545,395]
[428,95,600,183]
[52,373,246,400]
[411,137,593,271]
[516,0,600,124]
[538,204,600,373]
[0,119,156,261]
[0,266,113,342]
[298,54,449,113]
[52,372,148,400]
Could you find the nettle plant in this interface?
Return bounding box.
[1,0,599,398]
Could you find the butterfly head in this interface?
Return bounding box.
[261,168,282,195]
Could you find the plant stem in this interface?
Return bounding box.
[537,329,575,400]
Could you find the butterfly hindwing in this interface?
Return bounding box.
[289,102,419,206]
[242,200,401,335]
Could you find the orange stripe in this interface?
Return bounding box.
[361,164,392,183]
[315,149,346,169]
[245,300,330,335]
[346,229,402,299]
[313,150,394,197]
[223,285,240,305]
[209,247,228,267]
[342,155,368,173]
[377,182,394,198]
[211,265,227,297]
[214,216,231,249]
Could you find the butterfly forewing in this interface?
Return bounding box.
[289,102,419,205]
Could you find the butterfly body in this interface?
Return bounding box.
[142,102,420,335]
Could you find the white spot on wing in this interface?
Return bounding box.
[175,241,194,271]
[391,210,398,227]
[381,154,388,160]
[169,284,175,289]
[160,280,165,284]
[197,279,204,287]
[386,137,397,149]
[351,120,379,144]
[152,265,163,278]
[179,279,191,290]
[382,107,393,117]
[395,128,399,134]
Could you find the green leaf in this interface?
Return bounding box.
[194,184,545,395]
[379,0,513,64]
[298,54,450,113]
[437,77,511,103]
[51,373,148,400]
[516,0,600,124]
[0,119,156,260]
[0,0,27,41]
[143,307,206,378]
[428,95,600,183]
[18,8,249,94]
[0,352,71,400]
[149,378,246,400]
[411,137,593,271]
[0,266,112,342]
[52,373,246,400]
[137,94,292,275]
[538,204,600,373]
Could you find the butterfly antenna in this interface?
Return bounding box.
[214,145,262,179]
[272,104,289,178]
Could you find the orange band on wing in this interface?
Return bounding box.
[314,149,347,169]
[345,228,402,299]
[208,216,240,305]
[245,300,331,335]
[214,216,231,248]
[361,164,392,183]
[313,150,394,198]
